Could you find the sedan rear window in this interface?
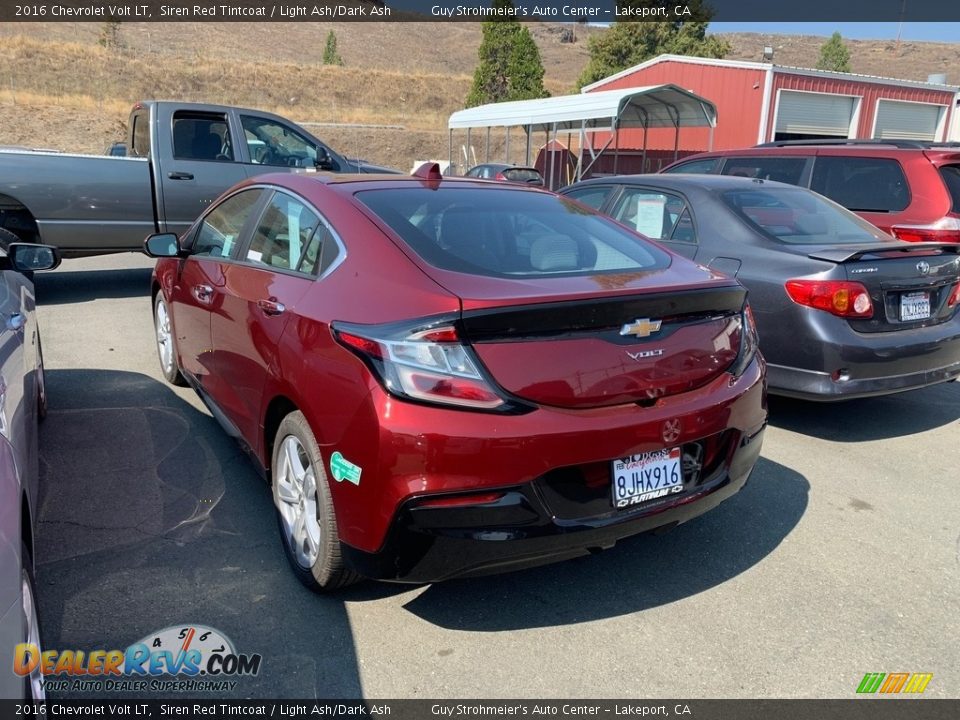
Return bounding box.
[721,187,891,245]
[501,168,543,184]
[356,187,670,277]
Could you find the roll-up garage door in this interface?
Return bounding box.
[775,91,855,136]
[873,100,944,141]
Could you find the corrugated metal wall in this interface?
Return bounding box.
[766,73,955,141]
[585,60,766,152]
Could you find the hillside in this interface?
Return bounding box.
[0,23,956,172]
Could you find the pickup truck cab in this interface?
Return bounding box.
[0,100,398,256]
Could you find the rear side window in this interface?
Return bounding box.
[355,187,670,277]
[131,113,150,158]
[663,158,720,174]
[810,156,909,212]
[721,187,890,245]
[720,156,807,185]
[246,192,321,273]
[939,165,960,213]
[610,188,690,242]
[172,111,233,162]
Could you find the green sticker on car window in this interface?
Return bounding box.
[330,451,362,486]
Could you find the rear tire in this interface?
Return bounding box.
[271,411,361,591]
[153,293,187,386]
[21,543,45,701]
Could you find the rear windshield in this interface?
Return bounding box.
[356,187,671,277]
[721,187,892,245]
[502,168,543,184]
[940,165,960,214]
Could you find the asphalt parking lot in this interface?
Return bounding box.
[32,252,959,699]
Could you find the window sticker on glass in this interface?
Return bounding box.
[633,198,667,238]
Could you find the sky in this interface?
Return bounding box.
[708,22,960,42]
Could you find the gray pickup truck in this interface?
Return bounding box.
[0,100,398,256]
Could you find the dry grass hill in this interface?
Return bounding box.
[0,23,957,172]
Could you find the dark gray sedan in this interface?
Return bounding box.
[0,243,60,700]
[560,174,960,400]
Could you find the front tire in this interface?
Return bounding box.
[154,293,186,386]
[272,411,360,591]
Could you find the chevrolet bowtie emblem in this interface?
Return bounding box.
[620,318,662,338]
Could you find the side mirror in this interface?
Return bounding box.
[143,233,182,258]
[315,147,334,170]
[7,243,61,273]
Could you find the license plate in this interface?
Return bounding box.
[611,448,683,509]
[900,291,931,322]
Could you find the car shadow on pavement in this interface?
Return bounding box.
[768,379,960,442]
[35,368,362,699]
[398,455,809,632]
[34,264,153,304]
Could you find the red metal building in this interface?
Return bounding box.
[583,54,960,173]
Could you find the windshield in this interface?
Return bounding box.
[721,186,892,245]
[355,187,670,277]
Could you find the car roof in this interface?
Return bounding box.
[231,171,554,195]
[566,173,801,193]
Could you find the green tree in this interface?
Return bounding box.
[816,31,851,72]
[576,2,729,89]
[322,30,344,66]
[98,20,122,50]
[466,0,549,107]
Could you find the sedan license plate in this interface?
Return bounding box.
[900,291,930,322]
[611,448,683,509]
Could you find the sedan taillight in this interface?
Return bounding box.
[333,320,508,411]
[785,279,874,318]
[948,282,960,308]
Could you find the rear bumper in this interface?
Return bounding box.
[767,358,960,401]
[341,424,765,583]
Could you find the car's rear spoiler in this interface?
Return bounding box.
[808,242,960,263]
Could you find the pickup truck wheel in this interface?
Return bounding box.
[154,294,187,386]
[272,411,361,592]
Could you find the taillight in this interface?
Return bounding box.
[494,172,507,181]
[729,305,759,378]
[785,279,873,318]
[333,319,509,411]
[948,282,960,307]
[891,217,960,243]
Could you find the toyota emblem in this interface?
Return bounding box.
[916,261,931,275]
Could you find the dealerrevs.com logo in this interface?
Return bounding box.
[856,672,933,695]
[13,624,262,693]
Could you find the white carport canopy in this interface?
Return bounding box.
[447,84,718,187]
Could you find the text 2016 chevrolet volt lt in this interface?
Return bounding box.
[146,166,767,590]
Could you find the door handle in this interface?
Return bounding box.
[257,298,286,316]
[168,171,194,180]
[193,284,214,303]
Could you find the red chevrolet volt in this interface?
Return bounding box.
[145,166,767,590]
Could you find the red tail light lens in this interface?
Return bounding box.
[785,280,874,318]
[948,282,960,308]
[334,322,508,411]
[891,217,960,243]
